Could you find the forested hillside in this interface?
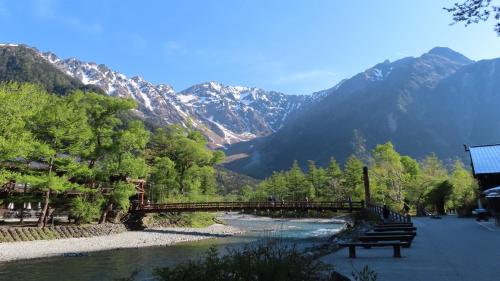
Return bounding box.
[227,48,500,178]
[0,45,102,95]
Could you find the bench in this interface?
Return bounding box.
[339,242,409,258]
[375,223,413,227]
[359,235,414,247]
[373,226,416,232]
[365,231,416,237]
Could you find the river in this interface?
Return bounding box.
[0,214,345,281]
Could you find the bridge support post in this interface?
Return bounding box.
[363,166,371,205]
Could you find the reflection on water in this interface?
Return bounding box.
[0,214,345,281]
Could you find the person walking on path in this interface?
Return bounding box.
[383,204,390,222]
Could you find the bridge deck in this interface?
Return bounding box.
[131,201,364,213]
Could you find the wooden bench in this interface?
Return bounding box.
[375,223,413,227]
[365,231,417,237]
[373,226,417,232]
[339,242,409,258]
[359,235,414,247]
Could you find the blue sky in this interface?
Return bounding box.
[1,0,500,94]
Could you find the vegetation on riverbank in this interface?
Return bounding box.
[115,239,378,281]
[248,142,478,216]
[152,241,351,281]
[143,213,218,228]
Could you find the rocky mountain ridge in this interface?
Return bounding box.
[38,48,326,147]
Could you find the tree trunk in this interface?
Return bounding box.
[20,183,28,224]
[37,190,51,227]
[99,202,113,224]
[19,207,24,224]
[38,156,55,227]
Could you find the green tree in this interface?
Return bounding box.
[148,126,224,196]
[30,92,92,227]
[287,161,313,200]
[80,92,136,168]
[71,193,105,224]
[150,157,179,202]
[370,142,406,207]
[95,120,149,223]
[306,160,328,199]
[342,155,364,201]
[426,180,453,215]
[449,160,478,213]
[0,83,47,183]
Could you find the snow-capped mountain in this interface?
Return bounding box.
[175,82,308,145]
[38,49,326,148]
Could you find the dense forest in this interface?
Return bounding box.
[0,83,223,226]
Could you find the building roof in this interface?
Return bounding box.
[469,145,500,175]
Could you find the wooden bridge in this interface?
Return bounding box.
[130,200,364,214]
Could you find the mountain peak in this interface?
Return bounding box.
[426,47,472,65]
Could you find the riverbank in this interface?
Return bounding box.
[0,224,242,263]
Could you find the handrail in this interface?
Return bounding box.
[131,200,365,213]
[366,202,411,223]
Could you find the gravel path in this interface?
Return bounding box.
[0,224,242,262]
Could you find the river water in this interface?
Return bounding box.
[0,214,345,281]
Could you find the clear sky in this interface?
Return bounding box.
[1,0,500,94]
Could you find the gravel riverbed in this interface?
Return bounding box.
[0,224,242,262]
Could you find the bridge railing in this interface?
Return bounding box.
[132,200,364,212]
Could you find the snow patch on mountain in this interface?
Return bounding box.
[37,51,331,148]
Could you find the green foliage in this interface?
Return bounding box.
[148,126,224,196]
[0,82,224,225]
[426,180,453,215]
[342,155,364,200]
[251,141,478,217]
[71,194,105,224]
[148,212,216,228]
[110,181,137,211]
[153,241,341,281]
[448,160,478,212]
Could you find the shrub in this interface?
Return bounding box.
[70,195,104,224]
[153,240,347,281]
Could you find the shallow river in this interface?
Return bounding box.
[0,214,345,281]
